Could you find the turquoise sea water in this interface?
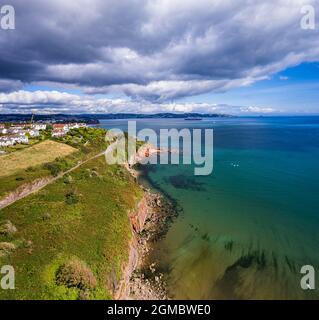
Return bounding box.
[99,117,319,299]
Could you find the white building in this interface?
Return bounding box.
[10,125,24,130]
[28,129,40,137]
[51,123,87,137]
[16,130,27,136]
[11,135,29,144]
[0,137,15,147]
[52,129,67,137]
[0,135,29,147]
[32,124,47,130]
[8,128,20,134]
[67,123,87,129]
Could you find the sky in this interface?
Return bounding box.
[0,0,318,115]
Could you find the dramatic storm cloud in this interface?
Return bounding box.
[0,0,318,112]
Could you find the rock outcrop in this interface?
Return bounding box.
[129,195,149,233]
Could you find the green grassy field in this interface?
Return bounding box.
[0,140,77,177]
[0,156,142,299]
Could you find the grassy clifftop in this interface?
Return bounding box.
[0,127,108,200]
[0,154,143,299]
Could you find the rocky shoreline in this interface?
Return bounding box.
[128,190,178,300]
[118,164,179,300]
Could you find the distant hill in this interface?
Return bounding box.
[0,113,232,123]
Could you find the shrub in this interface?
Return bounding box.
[55,257,97,290]
[42,212,51,221]
[65,191,79,205]
[0,242,16,257]
[80,145,91,154]
[43,163,62,177]
[55,157,72,171]
[0,242,16,251]
[0,220,17,236]
[63,175,74,184]
[79,169,91,179]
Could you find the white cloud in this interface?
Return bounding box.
[0,90,278,115]
[83,78,260,102]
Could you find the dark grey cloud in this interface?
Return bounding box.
[0,79,23,92]
[0,0,318,101]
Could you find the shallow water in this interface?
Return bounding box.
[99,116,319,299]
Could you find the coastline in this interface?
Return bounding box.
[116,163,179,300]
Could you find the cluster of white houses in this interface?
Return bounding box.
[0,123,43,147]
[0,122,87,147]
[0,135,29,147]
[51,123,87,137]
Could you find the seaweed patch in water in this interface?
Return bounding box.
[201,233,210,242]
[224,240,234,252]
[166,174,206,191]
[284,255,297,273]
[226,250,268,271]
[189,224,199,232]
[214,250,270,298]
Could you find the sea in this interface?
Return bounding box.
[98,116,319,300]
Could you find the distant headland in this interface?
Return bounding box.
[0,113,233,124]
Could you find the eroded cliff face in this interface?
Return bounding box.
[116,167,160,299]
[0,177,52,210]
[114,190,171,300]
[113,238,139,300]
[114,194,150,300]
[129,196,149,233]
